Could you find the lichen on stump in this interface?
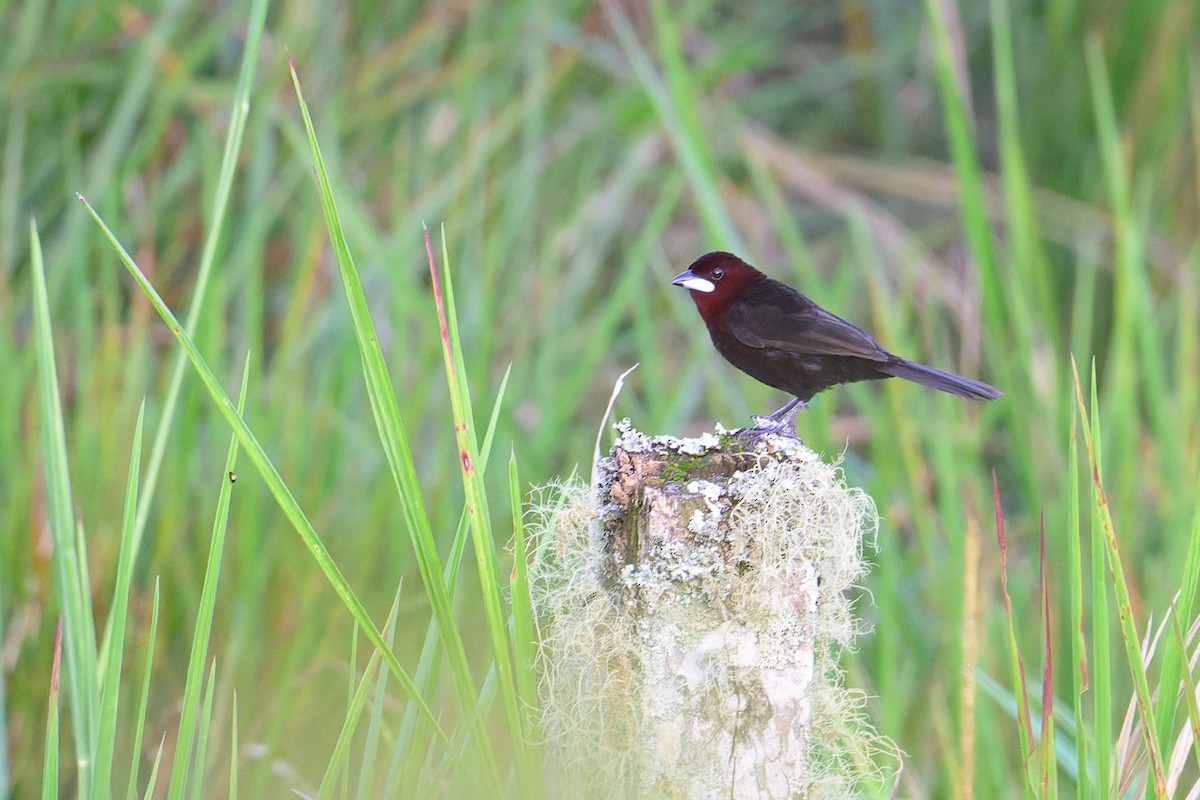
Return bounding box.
[529,419,891,799]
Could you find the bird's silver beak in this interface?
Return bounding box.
[671,269,716,293]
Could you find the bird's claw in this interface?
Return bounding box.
[732,415,800,439]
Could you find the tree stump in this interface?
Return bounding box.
[530,419,887,799]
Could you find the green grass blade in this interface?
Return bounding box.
[992,474,1035,795]
[321,593,401,800]
[989,0,1058,362]
[920,0,1004,331]
[1154,475,1200,789]
[1166,602,1200,781]
[130,0,269,558]
[1082,358,1112,799]
[426,227,528,782]
[40,621,63,800]
[285,61,481,773]
[604,0,741,250]
[166,355,249,800]
[126,580,160,800]
[1036,520,1058,798]
[229,694,238,800]
[1072,359,1166,796]
[386,370,512,792]
[31,218,98,794]
[1178,482,1200,643]
[144,737,166,800]
[354,586,403,800]
[1067,401,1090,798]
[90,403,145,800]
[508,450,541,755]
[187,660,218,799]
[77,196,445,741]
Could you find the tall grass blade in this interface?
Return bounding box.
[90,404,145,800]
[1078,357,1113,797]
[40,620,63,800]
[354,586,404,800]
[386,371,513,793]
[920,0,1004,332]
[1165,602,1200,793]
[31,218,98,795]
[426,226,530,786]
[130,0,269,559]
[167,356,250,800]
[993,473,1034,792]
[188,660,218,798]
[284,61,476,769]
[126,580,160,800]
[316,648,382,800]
[1037,516,1058,797]
[1071,358,1167,796]
[508,450,541,750]
[229,694,238,800]
[602,0,741,250]
[1067,402,1090,798]
[77,196,444,738]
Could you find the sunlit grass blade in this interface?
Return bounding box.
[229,694,239,800]
[1067,402,1090,799]
[77,196,445,739]
[1155,457,1200,763]
[40,620,63,800]
[354,586,403,800]
[1166,602,1200,791]
[508,450,541,751]
[1080,357,1112,798]
[920,0,1004,336]
[343,626,358,800]
[603,0,741,250]
[1180,455,1200,627]
[1037,517,1058,798]
[144,737,166,800]
[387,370,512,792]
[167,355,249,800]
[1071,358,1167,796]
[90,403,145,800]
[188,660,218,799]
[31,218,98,795]
[129,0,269,558]
[319,592,401,800]
[957,513,981,797]
[993,473,1034,792]
[426,226,532,788]
[989,0,1057,361]
[126,580,160,800]
[285,59,482,778]
[1166,606,1195,796]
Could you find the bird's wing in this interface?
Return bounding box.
[725,282,890,361]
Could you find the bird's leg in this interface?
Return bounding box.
[767,397,803,422]
[745,397,808,436]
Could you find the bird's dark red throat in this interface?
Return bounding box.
[672,251,1001,433]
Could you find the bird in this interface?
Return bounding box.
[672,251,1001,431]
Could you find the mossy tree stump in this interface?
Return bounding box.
[530,420,887,799]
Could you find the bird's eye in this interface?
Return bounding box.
[711,268,724,280]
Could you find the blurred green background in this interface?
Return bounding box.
[3,0,1199,796]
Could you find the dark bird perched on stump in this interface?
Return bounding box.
[672,251,1001,430]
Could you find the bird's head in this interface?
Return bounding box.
[671,251,763,318]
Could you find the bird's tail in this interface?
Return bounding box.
[883,359,1002,401]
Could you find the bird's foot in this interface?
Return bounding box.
[738,419,797,438]
[735,398,807,439]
